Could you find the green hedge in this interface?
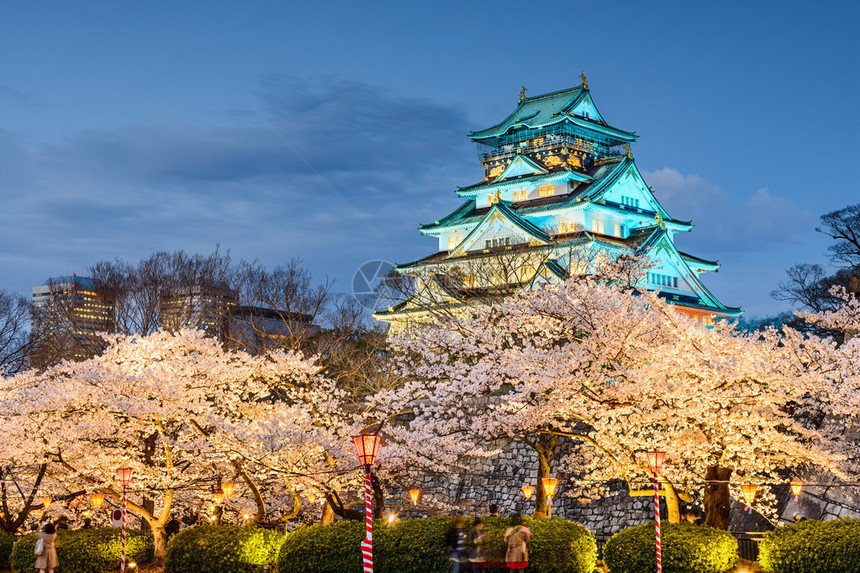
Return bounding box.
[10,528,154,573]
[603,522,737,573]
[0,530,13,569]
[277,516,596,573]
[164,524,285,573]
[758,518,860,573]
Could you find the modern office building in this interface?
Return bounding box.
[31,275,114,367]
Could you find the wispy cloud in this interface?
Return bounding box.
[0,77,477,298]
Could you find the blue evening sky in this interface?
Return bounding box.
[1,1,857,317]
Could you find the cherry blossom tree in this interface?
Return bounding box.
[373,260,860,528]
[0,329,354,562]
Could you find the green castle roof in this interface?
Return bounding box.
[469,85,638,143]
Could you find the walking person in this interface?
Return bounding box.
[469,518,487,572]
[504,515,532,572]
[446,515,467,573]
[34,522,59,573]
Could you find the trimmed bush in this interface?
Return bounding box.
[758,518,860,573]
[10,528,154,573]
[164,524,285,573]
[277,516,597,573]
[0,530,13,569]
[603,522,737,573]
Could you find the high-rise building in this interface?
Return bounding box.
[31,274,114,367]
[376,78,741,329]
[228,305,320,353]
[159,284,239,340]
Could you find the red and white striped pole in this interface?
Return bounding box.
[644,452,666,573]
[121,484,128,573]
[653,472,662,573]
[353,434,381,573]
[116,467,133,573]
[361,471,373,573]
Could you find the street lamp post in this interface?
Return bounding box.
[541,478,558,517]
[116,467,134,573]
[353,434,381,573]
[644,451,667,573]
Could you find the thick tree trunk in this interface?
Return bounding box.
[151,523,168,565]
[704,465,732,530]
[661,480,681,524]
[531,434,559,517]
[321,500,334,525]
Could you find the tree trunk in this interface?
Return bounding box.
[661,479,681,524]
[321,500,334,525]
[704,465,732,529]
[151,523,168,565]
[531,434,558,517]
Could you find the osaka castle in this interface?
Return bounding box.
[375,76,741,328]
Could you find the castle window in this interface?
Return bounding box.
[463,275,477,288]
[621,196,640,208]
[591,219,604,234]
[539,184,555,198]
[447,236,462,250]
[614,223,620,237]
[488,194,499,206]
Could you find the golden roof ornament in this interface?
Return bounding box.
[579,72,589,90]
[494,190,502,202]
[624,143,633,158]
[654,212,666,230]
[519,86,527,102]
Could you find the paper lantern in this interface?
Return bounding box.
[42,497,52,509]
[117,467,133,488]
[222,482,235,498]
[522,485,534,500]
[212,491,224,504]
[541,478,558,497]
[740,484,758,514]
[790,480,802,502]
[352,434,382,468]
[307,490,317,504]
[409,489,420,505]
[644,451,667,476]
[91,492,105,509]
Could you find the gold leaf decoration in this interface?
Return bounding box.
[544,155,562,167]
[568,155,582,167]
[489,165,505,177]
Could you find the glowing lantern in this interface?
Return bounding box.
[42,497,52,509]
[91,492,105,509]
[644,451,667,476]
[213,491,224,504]
[352,434,382,469]
[740,484,758,514]
[522,485,534,500]
[542,478,559,517]
[307,490,317,504]
[790,480,803,502]
[409,489,420,505]
[541,478,558,497]
[222,483,235,498]
[116,467,133,488]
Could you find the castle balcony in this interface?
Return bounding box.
[477,126,628,163]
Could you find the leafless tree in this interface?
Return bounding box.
[773,203,860,314]
[0,290,32,375]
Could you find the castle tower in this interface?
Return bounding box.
[376,79,740,329]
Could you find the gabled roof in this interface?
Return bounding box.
[469,86,637,143]
[493,154,547,181]
[457,168,592,196]
[448,201,552,256]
